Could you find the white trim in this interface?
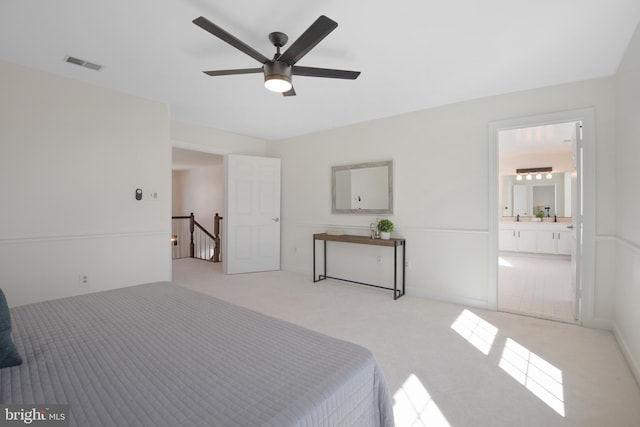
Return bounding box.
[607,235,640,385]
[281,219,488,236]
[488,108,596,325]
[0,231,168,245]
[407,288,491,309]
[171,139,231,156]
[614,323,640,387]
[402,227,488,235]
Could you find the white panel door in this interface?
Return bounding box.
[225,155,281,274]
[570,123,583,321]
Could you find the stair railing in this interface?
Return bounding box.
[172,212,222,262]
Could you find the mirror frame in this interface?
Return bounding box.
[331,160,394,214]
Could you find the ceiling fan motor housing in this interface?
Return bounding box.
[264,61,292,91]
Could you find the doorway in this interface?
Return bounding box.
[171,147,282,275]
[489,109,596,325]
[171,147,225,261]
[498,121,578,322]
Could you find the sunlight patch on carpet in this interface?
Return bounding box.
[451,309,498,355]
[393,374,451,427]
[499,338,565,416]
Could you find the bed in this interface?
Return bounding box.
[1,282,395,426]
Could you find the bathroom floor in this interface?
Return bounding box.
[498,253,575,322]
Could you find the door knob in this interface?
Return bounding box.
[272,218,280,222]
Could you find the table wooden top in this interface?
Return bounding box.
[314,233,404,247]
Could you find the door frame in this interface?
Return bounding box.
[488,108,596,326]
[171,141,230,271]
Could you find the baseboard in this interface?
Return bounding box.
[613,322,640,387]
[405,288,491,310]
[282,263,308,278]
[581,316,613,330]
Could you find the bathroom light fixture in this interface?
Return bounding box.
[517,167,553,181]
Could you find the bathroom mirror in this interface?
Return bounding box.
[501,172,572,217]
[332,161,393,214]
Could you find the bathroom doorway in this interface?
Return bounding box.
[498,121,578,322]
[489,109,595,325]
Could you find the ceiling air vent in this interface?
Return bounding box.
[64,55,103,71]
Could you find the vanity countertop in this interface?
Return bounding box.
[500,217,572,224]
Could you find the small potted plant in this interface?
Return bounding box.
[377,219,394,240]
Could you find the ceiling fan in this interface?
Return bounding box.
[192,15,361,96]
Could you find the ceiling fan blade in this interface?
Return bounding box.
[278,15,338,65]
[283,87,296,97]
[203,68,263,77]
[193,16,270,64]
[293,66,360,79]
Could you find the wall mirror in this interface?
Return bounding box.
[501,172,572,217]
[332,161,393,214]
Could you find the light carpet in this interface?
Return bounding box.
[172,258,640,427]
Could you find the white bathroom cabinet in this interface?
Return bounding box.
[499,222,572,255]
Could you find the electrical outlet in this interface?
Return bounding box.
[405,260,412,269]
[79,274,89,287]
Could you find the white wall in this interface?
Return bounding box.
[0,60,172,307]
[613,22,640,382]
[171,120,267,156]
[267,77,616,310]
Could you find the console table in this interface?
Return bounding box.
[313,233,406,300]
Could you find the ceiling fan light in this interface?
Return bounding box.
[264,61,293,93]
[264,75,292,93]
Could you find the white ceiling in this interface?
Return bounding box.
[499,122,576,155]
[1,1,639,141]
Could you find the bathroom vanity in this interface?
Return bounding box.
[499,221,572,255]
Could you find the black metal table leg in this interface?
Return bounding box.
[323,240,327,279]
[402,242,406,296]
[393,243,398,299]
[312,233,405,299]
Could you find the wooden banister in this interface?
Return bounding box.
[171,213,221,263]
[213,213,223,263]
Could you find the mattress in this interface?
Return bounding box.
[1,282,394,426]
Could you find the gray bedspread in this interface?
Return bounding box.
[1,282,394,426]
